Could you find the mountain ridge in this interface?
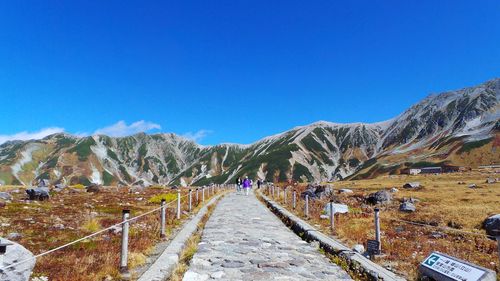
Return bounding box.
[0,78,498,186]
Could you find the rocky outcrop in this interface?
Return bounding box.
[25,187,49,201]
[366,190,392,205]
[0,238,36,281]
[483,214,500,237]
[399,202,416,212]
[300,185,333,200]
[85,184,101,193]
[0,192,12,201]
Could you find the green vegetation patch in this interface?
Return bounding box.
[292,163,313,182]
[102,170,114,186]
[119,165,133,183]
[107,149,119,161]
[457,138,493,154]
[301,135,325,153]
[148,193,177,204]
[68,137,96,161]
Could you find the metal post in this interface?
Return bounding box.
[196,188,199,204]
[272,185,275,199]
[374,208,381,253]
[293,190,296,209]
[329,200,334,233]
[305,194,309,218]
[496,236,500,270]
[120,210,130,274]
[176,189,181,219]
[188,189,192,212]
[202,187,205,202]
[160,199,166,238]
[284,189,287,204]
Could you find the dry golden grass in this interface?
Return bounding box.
[169,200,219,281]
[81,218,101,232]
[0,185,223,281]
[268,170,500,279]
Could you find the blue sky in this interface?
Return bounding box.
[0,1,499,145]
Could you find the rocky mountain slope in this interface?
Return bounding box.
[0,78,498,186]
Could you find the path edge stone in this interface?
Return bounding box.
[137,194,224,281]
[259,192,406,281]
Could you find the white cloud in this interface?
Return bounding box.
[93,120,161,137]
[0,127,65,144]
[182,130,212,142]
[0,120,166,144]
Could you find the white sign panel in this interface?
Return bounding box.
[324,203,349,215]
[422,253,486,281]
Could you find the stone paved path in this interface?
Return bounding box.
[182,190,352,281]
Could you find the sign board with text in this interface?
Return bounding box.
[366,239,380,256]
[419,252,495,281]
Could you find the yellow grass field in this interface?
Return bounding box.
[0,185,218,280]
[269,170,500,279]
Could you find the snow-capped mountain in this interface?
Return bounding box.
[0,78,498,186]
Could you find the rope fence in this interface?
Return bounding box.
[261,184,500,269]
[0,185,231,277]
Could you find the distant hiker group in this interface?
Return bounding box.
[235,177,263,195]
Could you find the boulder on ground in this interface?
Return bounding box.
[0,192,12,200]
[352,244,365,254]
[457,181,466,185]
[339,188,353,194]
[486,178,497,184]
[403,182,421,189]
[26,187,50,201]
[429,231,446,239]
[0,237,36,281]
[0,201,5,208]
[0,192,13,201]
[390,188,399,193]
[51,223,65,230]
[300,185,333,200]
[483,214,500,237]
[468,184,477,189]
[399,202,416,212]
[300,189,316,199]
[85,184,101,193]
[54,183,66,192]
[6,232,22,240]
[366,190,392,205]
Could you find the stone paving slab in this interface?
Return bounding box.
[137,194,223,281]
[182,190,352,281]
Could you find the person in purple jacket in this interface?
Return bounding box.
[242,176,251,196]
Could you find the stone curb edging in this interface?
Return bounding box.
[137,194,224,281]
[259,192,406,281]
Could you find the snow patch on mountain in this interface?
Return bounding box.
[90,163,102,184]
[11,144,41,185]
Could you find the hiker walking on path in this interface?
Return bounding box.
[236,177,242,193]
[243,176,251,196]
[257,179,262,189]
